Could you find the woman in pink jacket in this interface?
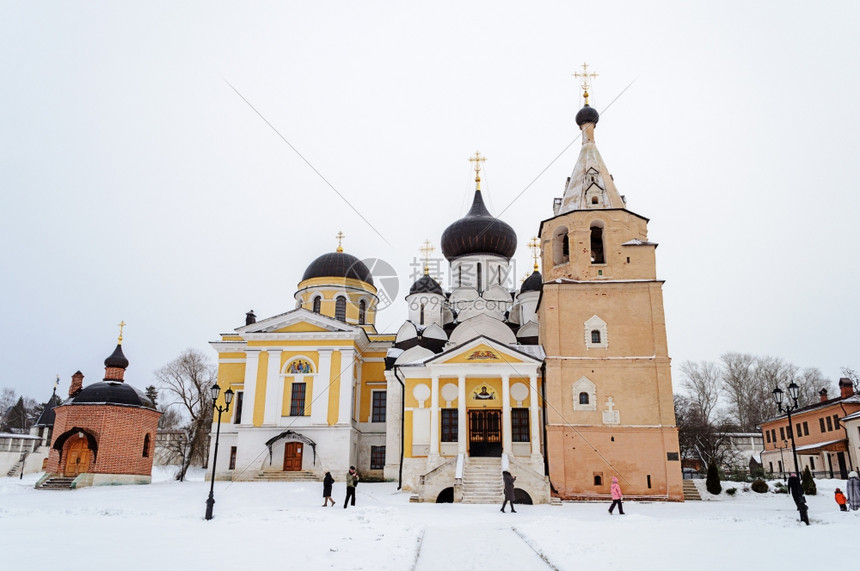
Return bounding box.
[608,476,625,515]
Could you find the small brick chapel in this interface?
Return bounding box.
[38,330,161,488]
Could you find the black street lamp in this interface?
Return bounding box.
[205,383,234,521]
[772,382,801,475]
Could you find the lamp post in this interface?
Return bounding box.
[772,382,801,475]
[205,383,234,521]
[780,440,788,480]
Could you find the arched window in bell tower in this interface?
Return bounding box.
[590,224,605,264]
[477,262,482,292]
[312,296,321,314]
[358,300,367,325]
[553,226,570,266]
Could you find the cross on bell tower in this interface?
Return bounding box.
[573,62,599,105]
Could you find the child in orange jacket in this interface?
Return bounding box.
[835,488,848,511]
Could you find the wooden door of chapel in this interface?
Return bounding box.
[283,442,303,471]
[64,438,91,477]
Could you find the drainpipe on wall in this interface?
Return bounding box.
[393,366,406,490]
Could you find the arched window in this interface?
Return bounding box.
[579,392,590,405]
[335,297,346,322]
[594,474,602,486]
[591,196,598,205]
[358,300,367,325]
[477,262,482,292]
[590,225,605,264]
[553,227,570,266]
[591,330,601,344]
[312,296,321,313]
[420,303,425,326]
[142,434,150,457]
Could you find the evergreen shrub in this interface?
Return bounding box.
[773,481,788,494]
[801,467,817,495]
[750,479,768,493]
[726,487,737,496]
[706,461,722,495]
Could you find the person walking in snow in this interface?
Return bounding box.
[322,471,335,507]
[500,470,517,513]
[787,472,809,525]
[343,466,359,509]
[608,476,625,515]
[846,471,860,511]
[834,488,848,511]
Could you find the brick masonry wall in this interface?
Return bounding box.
[46,404,161,476]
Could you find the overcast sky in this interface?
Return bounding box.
[2,1,858,400]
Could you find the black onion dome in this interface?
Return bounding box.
[104,344,129,369]
[441,191,518,261]
[520,270,543,293]
[575,104,599,127]
[301,252,374,286]
[409,274,443,296]
[71,381,156,409]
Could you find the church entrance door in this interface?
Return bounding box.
[64,438,91,477]
[283,442,303,471]
[468,409,502,457]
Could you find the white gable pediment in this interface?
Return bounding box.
[236,308,357,335]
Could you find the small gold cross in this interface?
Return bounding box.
[419,239,435,275]
[336,231,345,253]
[469,151,486,191]
[528,236,541,272]
[117,320,126,344]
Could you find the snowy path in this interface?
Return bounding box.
[415,521,555,570]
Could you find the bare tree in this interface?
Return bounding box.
[154,348,216,481]
[674,394,737,468]
[721,352,761,431]
[841,367,859,393]
[798,367,833,403]
[680,360,722,425]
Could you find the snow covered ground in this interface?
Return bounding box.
[1,470,857,570]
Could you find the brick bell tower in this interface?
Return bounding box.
[537,67,683,501]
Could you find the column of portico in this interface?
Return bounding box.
[337,348,355,425]
[241,350,260,425]
[311,350,332,425]
[264,350,282,424]
[529,373,541,458]
[429,374,440,459]
[457,374,467,455]
[501,374,512,456]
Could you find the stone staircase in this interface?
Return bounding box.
[38,477,75,490]
[6,452,27,477]
[683,479,702,500]
[253,470,319,482]
[461,458,503,504]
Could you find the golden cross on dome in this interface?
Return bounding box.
[117,320,126,344]
[335,231,345,253]
[468,151,486,191]
[419,239,435,276]
[528,236,541,272]
[573,62,598,105]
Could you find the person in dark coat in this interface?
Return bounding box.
[846,471,860,511]
[343,466,359,509]
[322,471,335,507]
[500,470,517,513]
[787,472,809,525]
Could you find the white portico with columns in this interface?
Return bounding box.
[385,336,549,503]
